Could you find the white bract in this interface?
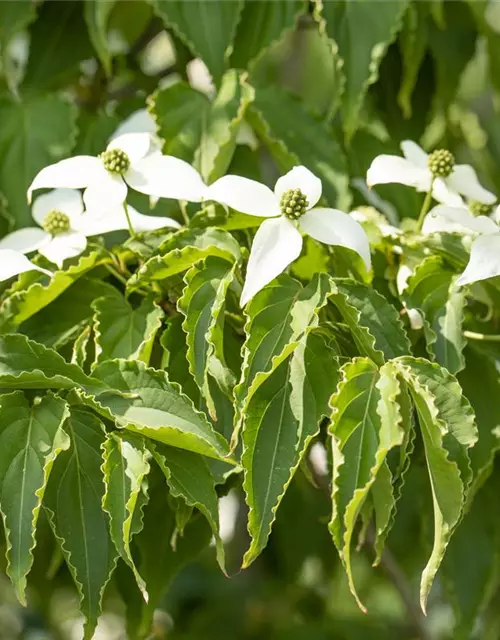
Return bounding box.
[206,166,371,305]
[27,132,197,210]
[422,204,500,286]
[0,189,180,268]
[109,109,161,153]
[0,249,51,282]
[367,140,495,207]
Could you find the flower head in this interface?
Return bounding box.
[0,249,51,282]
[27,132,204,210]
[1,189,180,268]
[206,166,371,305]
[367,140,495,207]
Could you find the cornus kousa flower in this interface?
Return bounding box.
[367,140,496,207]
[422,203,500,286]
[0,249,51,282]
[0,189,179,268]
[27,132,192,210]
[206,166,371,305]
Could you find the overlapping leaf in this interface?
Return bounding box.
[328,358,406,611]
[84,359,230,461]
[0,391,69,604]
[93,292,163,364]
[44,408,117,640]
[243,331,340,566]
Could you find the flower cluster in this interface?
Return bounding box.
[368,140,499,287]
[0,110,372,306]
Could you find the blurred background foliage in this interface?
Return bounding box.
[1,1,500,638]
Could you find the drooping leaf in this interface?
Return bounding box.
[0,92,77,227]
[102,432,150,599]
[243,331,340,567]
[231,0,306,70]
[0,391,69,604]
[0,250,109,332]
[150,442,224,569]
[84,0,116,76]
[404,256,466,374]
[83,359,230,461]
[160,316,201,405]
[248,85,350,209]
[20,277,116,349]
[397,3,429,118]
[234,273,334,446]
[93,293,163,364]
[330,278,412,365]
[0,333,102,390]
[178,255,236,417]
[328,358,406,611]
[393,356,477,612]
[44,407,117,640]
[320,0,409,137]
[126,469,212,638]
[152,0,244,84]
[127,227,240,294]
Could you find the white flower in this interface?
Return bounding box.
[422,204,500,286]
[109,109,160,151]
[205,166,372,305]
[0,249,51,282]
[367,140,495,207]
[27,132,199,209]
[1,189,180,268]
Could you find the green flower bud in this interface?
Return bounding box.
[280,188,309,220]
[42,210,70,235]
[469,201,495,217]
[427,149,455,178]
[100,148,130,174]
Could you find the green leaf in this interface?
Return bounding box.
[23,0,93,90]
[127,227,240,294]
[0,251,109,331]
[248,85,350,209]
[320,0,409,138]
[393,356,477,612]
[328,358,406,611]
[178,256,236,418]
[397,3,429,118]
[195,69,254,183]
[102,432,150,599]
[0,391,69,604]
[20,277,116,349]
[151,82,210,162]
[160,316,201,405]
[458,347,500,501]
[234,273,334,444]
[404,256,466,374]
[126,469,212,638]
[230,0,306,70]
[0,93,77,227]
[152,0,244,84]
[151,442,224,570]
[0,333,102,390]
[441,472,500,640]
[85,359,230,461]
[330,278,412,365]
[243,331,340,567]
[84,0,116,76]
[44,408,117,639]
[93,293,163,365]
